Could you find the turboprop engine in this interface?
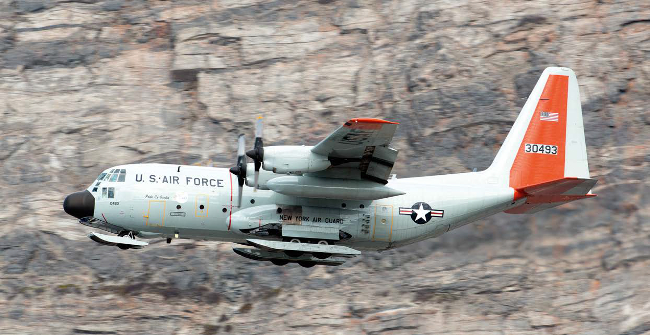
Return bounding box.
[262,146,330,174]
[244,163,275,190]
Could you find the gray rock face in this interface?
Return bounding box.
[0,0,649,334]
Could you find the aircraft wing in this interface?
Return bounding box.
[311,118,399,184]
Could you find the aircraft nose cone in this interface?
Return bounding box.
[63,190,95,219]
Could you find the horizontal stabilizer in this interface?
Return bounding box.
[521,177,597,196]
[88,232,149,249]
[506,177,597,214]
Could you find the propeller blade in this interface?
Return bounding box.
[248,116,264,191]
[237,184,243,208]
[237,134,246,157]
[231,134,247,206]
[255,116,263,138]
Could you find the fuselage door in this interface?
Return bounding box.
[372,205,393,242]
[146,200,166,227]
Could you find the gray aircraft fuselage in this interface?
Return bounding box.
[76,163,516,251]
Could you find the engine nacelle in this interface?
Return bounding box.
[263,146,331,174]
[244,163,276,190]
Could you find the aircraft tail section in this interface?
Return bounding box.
[487,67,596,213]
[504,177,597,214]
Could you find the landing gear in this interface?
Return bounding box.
[280,237,335,259]
[298,261,315,268]
[117,244,131,250]
[284,238,304,257]
[166,238,172,244]
[313,240,331,259]
[271,259,289,266]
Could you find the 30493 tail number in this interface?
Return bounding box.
[525,143,557,155]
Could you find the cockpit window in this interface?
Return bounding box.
[102,187,107,198]
[107,187,115,198]
[118,169,126,182]
[97,169,127,183]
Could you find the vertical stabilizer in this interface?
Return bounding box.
[487,67,596,213]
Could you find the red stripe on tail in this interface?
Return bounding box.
[509,75,569,190]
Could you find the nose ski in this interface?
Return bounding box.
[88,231,149,250]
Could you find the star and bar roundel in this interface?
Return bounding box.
[399,202,444,224]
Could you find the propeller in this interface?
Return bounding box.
[246,116,264,191]
[229,134,247,207]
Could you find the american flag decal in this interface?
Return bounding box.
[540,111,559,122]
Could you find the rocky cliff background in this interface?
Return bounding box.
[0,0,649,334]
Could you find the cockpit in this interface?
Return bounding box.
[96,168,127,183]
[90,168,127,199]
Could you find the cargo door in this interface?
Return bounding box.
[372,204,393,241]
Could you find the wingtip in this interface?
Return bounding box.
[348,118,399,125]
[542,66,576,77]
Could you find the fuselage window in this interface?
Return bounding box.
[118,169,126,182]
[108,187,115,199]
[102,187,107,198]
[109,173,118,182]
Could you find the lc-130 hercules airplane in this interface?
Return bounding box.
[64,67,597,267]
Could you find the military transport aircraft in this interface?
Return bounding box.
[63,67,597,267]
